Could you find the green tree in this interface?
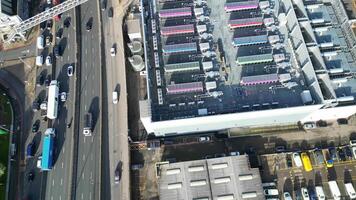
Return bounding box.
[0,163,6,178]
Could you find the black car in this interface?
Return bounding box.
[337,147,346,161]
[56,28,63,39]
[36,73,45,86]
[108,7,113,18]
[46,19,53,30]
[86,18,93,31]
[31,120,40,133]
[45,75,51,87]
[27,172,34,182]
[54,45,61,57]
[100,0,106,11]
[26,142,35,158]
[64,17,71,28]
[32,101,40,112]
[345,146,353,159]
[40,21,46,30]
[328,147,338,161]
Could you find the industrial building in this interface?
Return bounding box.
[158,154,265,200]
[139,0,356,136]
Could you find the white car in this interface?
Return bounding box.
[45,55,52,66]
[315,186,325,200]
[292,152,303,167]
[350,139,356,146]
[60,92,66,102]
[301,187,310,200]
[110,47,116,56]
[264,189,279,196]
[283,192,292,200]
[67,65,73,76]
[303,122,316,130]
[37,156,42,169]
[352,147,356,159]
[112,91,118,104]
[199,136,210,142]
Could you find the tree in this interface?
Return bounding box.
[0,163,6,178]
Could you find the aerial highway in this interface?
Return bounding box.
[44,9,77,200]
[73,0,102,199]
[100,0,131,199]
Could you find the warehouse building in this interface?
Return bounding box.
[139,0,356,136]
[159,154,265,200]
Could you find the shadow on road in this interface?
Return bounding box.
[89,96,100,131]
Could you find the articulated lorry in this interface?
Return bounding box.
[41,128,56,171]
[83,113,92,136]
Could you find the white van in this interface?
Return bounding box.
[37,35,44,49]
[315,186,325,200]
[112,91,118,104]
[345,183,356,199]
[328,181,341,200]
[292,152,303,167]
[36,55,43,66]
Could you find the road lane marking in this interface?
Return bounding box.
[62,162,64,168]
[92,90,94,95]
[82,172,85,180]
[83,154,86,161]
[81,193,84,200]
[91,154,93,161]
[91,136,94,143]
[62,146,65,153]
[90,172,93,179]
[85,49,87,54]
[85,75,88,81]
[67,55,70,60]
[60,196,62,200]
[84,136,86,143]
[90,192,92,200]
[51,196,53,200]
[84,105,87,111]
[52,180,55,186]
[60,178,63,185]
[85,90,87,96]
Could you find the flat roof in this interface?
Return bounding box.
[159,155,264,200]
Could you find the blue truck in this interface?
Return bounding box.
[41,128,55,171]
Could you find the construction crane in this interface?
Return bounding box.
[0,0,89,42]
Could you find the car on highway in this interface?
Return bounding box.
[264,189,279,196]
[45,35,52,46]
[54,45,61,57]
[32,101,40,112]
[275,145,286,152]
[37,156,42,168]
[100,0,106,11]
[27,172,34,182]
[303,122,316,129]
[45,75,51,88]
[337,147,346,161]
[46,19,52,30]
[36,73,45,86]
[60,92,66,102]
[110,46,116,56]
[64,17,71,28]
[301,187,309,200]
[108,7,113,18]
[315,186,325,200]
[37,35,44,49]
[114,162,121,184]
[56,28,63,39]
[45,55,52,66]
[26,142,35,158]
[67,65,73,76]
[86,18,93,31]
[112,91,118,104]
[31,120,40,133]
[40,21,46,30]
[283,192,292,200]
[36,55,43,66]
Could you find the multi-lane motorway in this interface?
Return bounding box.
[73,0,102,199]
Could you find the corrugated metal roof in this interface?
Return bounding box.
[228,17,263,29]
[165,61,200,72]
[167,82,203,94]
[163,42,197,54]
[240,74,279,85]
[161,24,195,36]
[224,1,259,12]
[159,7,192,18]
[233,35,268,46]
[236,53,273,65]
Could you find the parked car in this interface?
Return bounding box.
[314,149,324,165]
[67,65,73,76]
[36,73,45,87]
[37,156,42,168]
[328,147,338,161]
[45,75,51,88]
[108,7,113,18]
[303,122,316,129]
[350,139,356,147]
[275,145,286,152]
[229,151,240,156]
[308,187,317,200]
[114,162,121,184]
[56,28,63,39]
[283,192,292,200]
[45,55,52,66]
[199,136,210,142]
[86,18,93,31]
[54,45,61,57]
[46,19,52,30]
[337,147,346,161]
[345,146,353,159]
[301,187,310,200]
[293,152,303,167]
[64,17,71,28]
[45,35,52,46]
[32,101,40,112]
[264,189,279,196]
[100,0,106,11]
[315,186,325,200]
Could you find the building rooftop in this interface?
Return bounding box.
[139,0,356,136]
[159,155,264,200]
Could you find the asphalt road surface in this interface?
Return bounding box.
[44,9,77,200]
[101,0,131,199]
[74,0,102,199]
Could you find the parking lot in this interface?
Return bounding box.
[260,145,356,199]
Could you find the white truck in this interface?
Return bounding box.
[345,183,356,199]
[47,80,59,119]
[83,113,92,136]
[328,181,341,200]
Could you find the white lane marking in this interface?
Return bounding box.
[85,48,87,54]
[83,154,86,161]
[85,90,87,96]
[54,166,56,170]
[52,179,55,186]
[82,172,85,180]
[68,34,70,39]
[83,136,86,143]
[81,193,84,200]
[91,154,93,161]
[92,47,94,52]
[60,178,63,185]
[62,146,65,153]
[92,90,94,95]
[51,196,53,200]
[59,196,62,200]
[91,136,94,143]
[62,162,64,168]
[90,172,93,179]
[67,55,69,60]
[85,75,88,81]
[84,105,87,111]
[89,192,92,200]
